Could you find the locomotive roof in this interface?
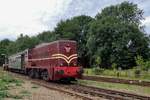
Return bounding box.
[9,40,76,57]
[35,40,76,49]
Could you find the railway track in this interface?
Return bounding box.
[31,80,94,100]
[71,84,150,100]
[83,75,150,87]
[6,71,97,100]
[6,71,150,100]
[31,80,150,100]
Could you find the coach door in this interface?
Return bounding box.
[21,54,25,69]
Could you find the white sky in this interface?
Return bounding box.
[142,16,150,26]
[0,0,150,40]
[0,0,72,40]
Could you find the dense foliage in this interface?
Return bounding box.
[55,15,94,67]
[0,39,11,65]
[87,2,150,69]
[0,1,150,69]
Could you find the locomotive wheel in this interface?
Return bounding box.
[41,70,49,81]
[28,69,35,78]
[35,71,40,79]
[34,69,40,79]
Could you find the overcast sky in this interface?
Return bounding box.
[0,0,150,40]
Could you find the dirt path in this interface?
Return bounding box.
[5,79,83,100]
[11,80,84,100]
[0,68,82,100]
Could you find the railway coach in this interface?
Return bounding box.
[7,40,83,82]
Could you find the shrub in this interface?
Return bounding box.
[144,61,150,71]
[135,55,144,69]
[112,63,117,70]
[134,69,141,78]
[92,67,104,75]
[135,55,150,71]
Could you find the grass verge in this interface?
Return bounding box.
[78,79,150,96]
[0,71,23,99]
[84,68,150,81]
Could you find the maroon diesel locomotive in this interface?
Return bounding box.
[7,40,83,81]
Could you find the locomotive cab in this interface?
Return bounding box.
[52,40,83,81]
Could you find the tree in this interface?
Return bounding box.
[55,15,94,67]
[37,31,59,43]
[0,39,12,65]
[7,34,39,55]
[96,1,143,25]
[6,31,59,56]
[87,1,150,69]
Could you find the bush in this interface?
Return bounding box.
[135,55,150,71]
[92,67,104,75]
[134,69,141,78]
[144,61,150,71]
[135,55,144,69]
[112,63,117,70]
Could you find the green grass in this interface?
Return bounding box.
[20,90,31,97]
[0,71,24,99]
[0,91,9,99]
[9,95,23,99]
[78,79,150,96]
[15,82,22,86]
[31,85,39,89]
[84,68,150,81]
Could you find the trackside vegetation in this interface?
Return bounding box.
[84,55,150,81]
[78,80,150,96]
[84,68,150,81]
[0,1,150,71]
[0,71,24,99]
